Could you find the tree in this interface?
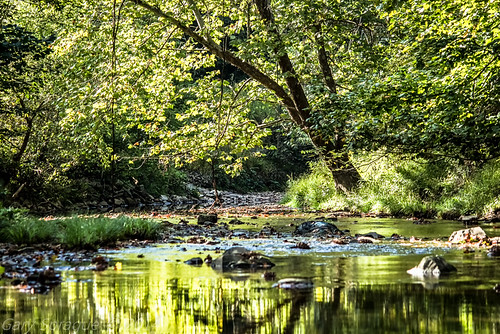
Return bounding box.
[347,0,500,163]
[125,0,387,192]
[0,23,56,188]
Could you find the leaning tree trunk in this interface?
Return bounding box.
[131,0,362,193]
[309,134,361,193]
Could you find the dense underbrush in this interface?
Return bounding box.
[283,155,500,218]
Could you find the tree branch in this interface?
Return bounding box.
[129,0,304,124]
[315,25,337,94]
[254,0,310,126]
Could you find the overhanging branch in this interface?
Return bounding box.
[129,0,304,124]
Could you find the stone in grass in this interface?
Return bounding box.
[407,256,457,277]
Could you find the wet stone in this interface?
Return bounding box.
[459,215,479,224]
[293,221,343,237]
[449,227,488,244]
[488,245,500,257]
[273,278,314,290]
[91,256,109,271]
[211,247,275,271]
[228,218,245,225]
[198,214,218,225]
[292,242,311,249]
[262,272,277,281]
[357,232,385,239]
[357,237,376,244]
[185,257,204,266]
[407,256,457,277]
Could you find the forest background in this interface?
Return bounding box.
[1,0,500,218]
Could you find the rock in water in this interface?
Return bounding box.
[293,221,343,237]
[358,232,385,239]
[273,278,314,290]
[184,257,203,266]
[198,214,218,225]
[407,256,457,277]
[488,245,500,257]
[449,226,487,244]
[459,215,479,225]
[211,247,274,271]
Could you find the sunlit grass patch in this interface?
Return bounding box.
[284,155,500,217]
[0,210,162,249]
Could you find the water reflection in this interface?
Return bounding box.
[1,247,499,334]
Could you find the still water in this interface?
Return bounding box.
[1,218,499,333]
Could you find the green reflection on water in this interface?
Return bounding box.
[1,218,500,333]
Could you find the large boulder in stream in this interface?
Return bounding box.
[293,221,343,237]
[211,247,275,271]
[407,256,457,277]
[449,226,487,244]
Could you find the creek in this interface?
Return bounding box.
[1,216,499,333]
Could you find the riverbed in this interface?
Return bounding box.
[1,217,499,333]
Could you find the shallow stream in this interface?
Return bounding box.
[1,217,499,333]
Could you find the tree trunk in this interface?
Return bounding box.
[131,0,362,193]
[309,134,361,193]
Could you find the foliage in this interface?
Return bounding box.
[2,0,500,210]
[284,155,500,217]
[346,0,500,162]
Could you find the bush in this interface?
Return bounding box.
[282,161,346,209]
[127,162,188,197]
[284,155,500,217]
[437,161,500,215]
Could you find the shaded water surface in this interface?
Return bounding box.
[1,218,500,333]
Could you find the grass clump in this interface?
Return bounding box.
[0,212,162,249]
[0,208,58,244]
[284,155,500,217]
[58,216,162,249]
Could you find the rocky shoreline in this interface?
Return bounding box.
[64,187,285,214]
[2,213,500,294]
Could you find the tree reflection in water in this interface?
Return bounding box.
[0,252,499,333]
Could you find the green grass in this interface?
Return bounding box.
[284,155,500,217]
[0,211,162,249]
